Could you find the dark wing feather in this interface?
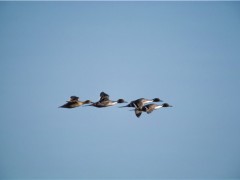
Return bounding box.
[134,99,144,109]
[135,108,142,118]
[99,92,109,102]
[70,96,79,102]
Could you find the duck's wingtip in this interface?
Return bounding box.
[136,114,142,118]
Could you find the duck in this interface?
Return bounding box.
[88,92,127,108]
[134,103,173,118]
[59,96,92,108]
[120,98,163,109]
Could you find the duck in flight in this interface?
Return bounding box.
[120,97,163,109]
[88,92,127,108]
[134,103,173,118]
[59,96,92,108]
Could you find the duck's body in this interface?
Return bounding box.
[135,103,172,118]
[121,98,162,109]
[59,96,92,108]
[89,92,127,108]
[90,99,124,108]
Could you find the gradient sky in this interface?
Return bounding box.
[1,1,240,179]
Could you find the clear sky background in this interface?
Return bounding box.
[1,1,240,179]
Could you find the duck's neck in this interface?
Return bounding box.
[111,101,118,105]
[83,100,89,104]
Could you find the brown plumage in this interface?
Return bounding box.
[59,96,92,108]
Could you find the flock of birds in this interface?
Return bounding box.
[59,92,172,118]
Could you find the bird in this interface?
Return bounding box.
[120,98,162,109]
[59,96,92,108]
[134,103,173,118]
[87,92,127,108]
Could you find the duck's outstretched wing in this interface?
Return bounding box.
[99,92,109,102]
[135,108,142,118]
[69,96,79,102]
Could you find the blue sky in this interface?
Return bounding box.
[1,1,240,179]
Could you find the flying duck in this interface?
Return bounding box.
[121,98,162,109]
[88,92,127,108]
[135,103,173,118]
[59,96,92,108]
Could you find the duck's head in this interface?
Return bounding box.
[117,99,127,103]
[84,100,93,104]
[162,103,173,107]
[153,98,163,102]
